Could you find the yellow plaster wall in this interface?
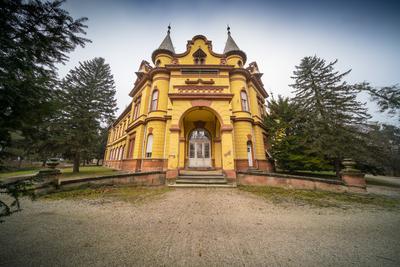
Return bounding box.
[154,54,172,67]
[233,121,253,159]
[226,55,244,68]
[176,39,221,65]
[253,125,267,160]
[145,120,166,159]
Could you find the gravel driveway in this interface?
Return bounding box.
[1,188,399,266]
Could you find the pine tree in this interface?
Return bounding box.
[291,56,371,177]
[264,95,330,171]
[0,0,89,160]
[360,83,400,121]
[59,58,117,172]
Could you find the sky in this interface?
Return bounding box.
[57,0,400,124]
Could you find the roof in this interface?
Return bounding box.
[151,27,175,62]
[223,33,241,54]
[157,32,175,53]
[223,31,247,63]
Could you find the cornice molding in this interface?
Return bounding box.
[168,93,234,100]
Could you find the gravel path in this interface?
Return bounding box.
[1,188,400,267]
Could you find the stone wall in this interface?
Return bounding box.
[237,172,356,193]
[59,171,166,189]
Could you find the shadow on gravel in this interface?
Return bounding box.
[40,184,172,204]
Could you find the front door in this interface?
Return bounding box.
[247,141,253,167]
[188,128,211,168]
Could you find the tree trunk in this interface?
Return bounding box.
[96,159,100,166]
[334,159,341,179]
[73,152,80,173]
[42,159,46,167]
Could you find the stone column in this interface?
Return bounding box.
[340,158,366,192]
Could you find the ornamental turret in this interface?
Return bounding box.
[152,25,175,66]
[223,26,246,67]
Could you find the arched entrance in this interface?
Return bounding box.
[188,128,211,168]
[178,106,223,169]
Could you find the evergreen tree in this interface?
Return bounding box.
[360,83,400,121]
[0,0,90,160]
[59,58,117,172]
[264,95,330,171]
[291,56,371,177]
[357,123,400,176]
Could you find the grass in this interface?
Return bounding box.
[239,185,400,210]
[0,166,120,180]
[41,184,172,204]
[60,166,119,179]
[0,169,40,179]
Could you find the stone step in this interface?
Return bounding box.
[168,183,237,188]
[176,178,227,184]
[179,170,224,176]
[177,175,225,179]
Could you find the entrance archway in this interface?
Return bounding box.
[188,128,211,168]
[179,107,222,169]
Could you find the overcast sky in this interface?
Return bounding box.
[56,0,400,124]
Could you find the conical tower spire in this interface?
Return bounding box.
[223,25,247,63]
[152,25,175,62]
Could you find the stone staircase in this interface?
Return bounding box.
[168,169,236,188]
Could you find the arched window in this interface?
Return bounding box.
[238,60,243,67]
[121,145,125,160]
[156,59,161,67]
[150,89,158,111]
[241,90,249,112]
[146,134,153,158]
[133,97,141,119]
[128,135,135,158]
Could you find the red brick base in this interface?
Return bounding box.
[341,172,366,191]
[237,172,347,193]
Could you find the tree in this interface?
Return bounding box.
[290,56,371,177]
[356,123,400,176]
[0,0,90,160]
[362,84,400,119]
[59,58,117,172]
[264,95,330,172]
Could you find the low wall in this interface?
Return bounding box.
[58,171,166,189]
[237,172,352,193]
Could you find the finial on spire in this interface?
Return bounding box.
[227,24,231,35]
[167,23,171,34]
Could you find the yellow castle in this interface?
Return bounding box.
[104,27,273,181]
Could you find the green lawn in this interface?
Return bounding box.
[0,166,119,180]
[239,185,400,210]
[60,166,119,179]
[0,169,40,179]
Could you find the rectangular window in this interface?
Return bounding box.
[196,143,203,158]
[189,143,195,158]
[146,134,153,158]
[133,97,141,119]
[128,137,135,158]
[204,143,210,158]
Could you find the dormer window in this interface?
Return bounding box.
[193,48,207,65]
